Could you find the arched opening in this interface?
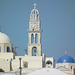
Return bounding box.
[0,47,1,52]
[36,11,37,14]
[46,60,52,68]
[37,15,38,20]
[7,46,10,52]
[31,34,34,43]
[34,10,35,14]
[46,60,52,65]
[32,11,34,14]
[71,66,72,69]
[32,47,37,56]
[35,34,38,43]
[34,15,36,20]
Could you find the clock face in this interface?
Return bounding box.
[33,24,37,29]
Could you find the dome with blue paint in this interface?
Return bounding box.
[57,55,75,63]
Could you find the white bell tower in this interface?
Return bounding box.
[28,3,42,56]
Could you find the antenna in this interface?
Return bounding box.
[64,51,67,55]
[0,26,1,32]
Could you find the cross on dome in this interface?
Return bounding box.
[33,3,37,9]
[64,51,67,55]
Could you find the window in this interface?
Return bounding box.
[0,46,1,52]
[7,46,10,52]
[32,47,37,56]
[46,60,52,65]
[71,66,72,69]
[34,11,35,14]
[23,62,28,68]
[35,34,38,43]
[37,15,38,20]
[34,15,36,20]
[31,34,34,43]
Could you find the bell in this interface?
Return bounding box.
[34,48,36,52]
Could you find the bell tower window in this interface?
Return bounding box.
[34,15,36,20]
[35,34,38,43]
[0,47,1,52]
[31,34,34,43]
[34,11,35,14]
[32,47,37,56]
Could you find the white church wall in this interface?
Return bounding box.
[0,53,15,59]
[0,59,10,72]
[12,56,43,71]
[12,59,23,71]
[28,56,42,68]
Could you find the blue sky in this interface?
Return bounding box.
[0,0,75,62]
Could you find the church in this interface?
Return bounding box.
[0,3,54,73]
[0,3,75,75]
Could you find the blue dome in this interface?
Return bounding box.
[57,55,75,63]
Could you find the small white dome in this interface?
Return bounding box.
[0,32,11,43]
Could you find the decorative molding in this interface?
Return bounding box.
[28,43,42,46]
[27,29,42,33]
